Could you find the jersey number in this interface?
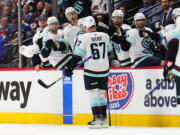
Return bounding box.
[91,42,105,59]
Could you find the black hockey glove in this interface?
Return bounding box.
[46,39,54,49]
[149,41,161,52]
[36,37,43,49]
[163,66,175,82]
[53,41,67,52]
[139,30,159,41]
[64,65,73,77]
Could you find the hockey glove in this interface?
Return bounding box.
[53,41,67,51]
[64,65,73,77]
[149,41,161,52]
[163,66,175,82]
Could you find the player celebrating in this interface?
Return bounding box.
[109,10,131,67]
[64,16,112,128]
[63,7,81,50]
[41,16,72,70]
[126,13,163,68]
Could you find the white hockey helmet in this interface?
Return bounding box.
[134,13,146,21]
[112,10,124,18]
[173,8,180,20]
[84,16,96,29]
[65,7,76,16]
[78,18,85,26]
[47,16,59,26]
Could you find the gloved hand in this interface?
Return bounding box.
[64,65,73,77]
[53,41,67,51]
[163,66,175,82]
[45,39,54,49]
[149,41,161,51]
[139,30,152,38]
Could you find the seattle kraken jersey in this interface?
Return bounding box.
[114,24,132,66]
[33,27,50,66]
[73,32,112,77]
[126,27,153,68]
[42,29,71,69]
[63,24,81,50]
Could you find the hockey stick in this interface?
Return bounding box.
[106,89,111,126]
[38,56,92,89]
[146,82,161,96]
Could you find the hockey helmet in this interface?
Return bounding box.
[47,16,59,26]
[173,8,180,20]
[112,10,124,18]
[65,7,76,16]
[78,18,85,26]
[134,13,146,21]
[84,16,96,29]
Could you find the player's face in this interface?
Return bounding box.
[161,0,170,10]
[135,19,146,29]
[112,16,123,26]
[38,18,47,29]
[66,12,78,25]
[49,22,59,33]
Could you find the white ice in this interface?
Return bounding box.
[0,124,180,135]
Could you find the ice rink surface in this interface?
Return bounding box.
[0,124,180,135]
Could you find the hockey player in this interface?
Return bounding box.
[126,13,163,68]
[41,16,72,70]
[63,7,81,50]
[108,10,131,67]
[163,9,180,104]
[64,16,112,128]
[19,15,52,71]
[32,15,52,71]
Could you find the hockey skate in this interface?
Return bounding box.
[100,115,108,128]
[88,115,101,129]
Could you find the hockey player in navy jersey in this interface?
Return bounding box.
[64,16,112,128]
[163,8,180,104]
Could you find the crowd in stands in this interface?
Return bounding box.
[0,0,179,68]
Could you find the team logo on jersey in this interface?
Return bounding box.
[55,41,60,49]
[105,72,134,110]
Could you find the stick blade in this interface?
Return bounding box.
[38,79,49,89]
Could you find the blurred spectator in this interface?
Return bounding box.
[7,13,32,44]
[58,6,67,25]
[42,1,52,17]
[159,0,174,28]
[138,0,153,17]
[0,16,10,44]
[119,4,131,25]
[1,5,12,19]
[22,4,33,24]
[91,0,109,25]
[0,36,6,63]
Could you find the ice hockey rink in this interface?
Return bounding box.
[0,124,180,135]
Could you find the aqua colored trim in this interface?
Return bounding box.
[84,72,109,77]
[172,68,180,77]
[120,61,131,66]
[74,47,85,57]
